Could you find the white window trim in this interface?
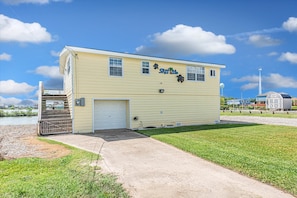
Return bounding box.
[210,69,216,77]
[187,66,205,82]
[141,61,150,75]
[109,57,123,77]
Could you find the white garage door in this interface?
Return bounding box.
[94,100,127,130]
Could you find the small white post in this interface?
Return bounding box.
[38,81,44,122]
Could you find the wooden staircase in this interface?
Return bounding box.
[38,94,72,135]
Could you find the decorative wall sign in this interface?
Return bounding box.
[154,63,184,83]
[153,63,178,74]
[159,67,178,75]
[177,74,184,83]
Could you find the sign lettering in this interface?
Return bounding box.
[159,67,178,75]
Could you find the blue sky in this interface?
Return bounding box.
[1,0,297,106]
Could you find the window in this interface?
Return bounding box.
[109,57,122,76]
[142,61,150,74]
[187,66,205,81]
[196,67,205,81]
[210,69,216,77]
[187,66,196,81]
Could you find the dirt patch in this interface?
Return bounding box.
[0,125,71,160]
[22,136,71,159]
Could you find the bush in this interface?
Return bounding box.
[0,110,6,117]
[0,109,37,117]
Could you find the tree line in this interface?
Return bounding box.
[0,108,37,117]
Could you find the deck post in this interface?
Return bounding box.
[37,81,44,135]
[38,81,44,122]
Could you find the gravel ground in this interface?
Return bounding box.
[0,125,38,160]
[0,124,70,160]
[220,116,297,127]
[1,116,296,160]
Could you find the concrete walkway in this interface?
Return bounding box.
[46,130,295,198]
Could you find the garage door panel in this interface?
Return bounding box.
[94,100,127,130]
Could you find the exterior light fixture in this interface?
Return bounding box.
[159,89,165,93]
[153,63,159,69]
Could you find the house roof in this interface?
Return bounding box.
[257,91,292,99]
[59,46,226,73]
[280,93,292,98]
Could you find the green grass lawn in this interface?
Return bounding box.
[0,139,129,198]
[139,124,297,196]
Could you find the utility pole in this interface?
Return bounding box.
[258,68,262,95]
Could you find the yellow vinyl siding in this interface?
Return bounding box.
[74,54,218,96]
[60,47,224,133]
[71,94,219,132]
[73,97,92,133]
[131,95,220,128]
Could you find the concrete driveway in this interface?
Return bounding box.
[46,130,294,198]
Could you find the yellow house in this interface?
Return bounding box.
[59,46,225,133]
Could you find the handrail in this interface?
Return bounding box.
[39,119,72,135]
[43,89,65,95]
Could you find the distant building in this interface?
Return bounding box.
[266,92,292,110]
[227,99,251,106]
[227,99,240,105]
[256,91,292,111]
[255,94,267,109]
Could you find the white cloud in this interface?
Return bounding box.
[278,52,297,64]
[227,27,283,39]
[0,80,36,95]
[0,14,52,43]
[241,83,259,91]
[0,96,37,106]
[0,96,21,105]
[0,0,71,5]
[0,52,11,61]
[264,73,297,89]
[52,0,72,2]
[232,73,297,91]
[221,70,231,76]
[232,75,259,83]
[136,24,235,56]
[34,66,63,79]
[232,75,260,91]
[0,0,48,4]
[283,17,297,32]
[268,52,278,56]
[50,50,60,57]
[248,35,281,47]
